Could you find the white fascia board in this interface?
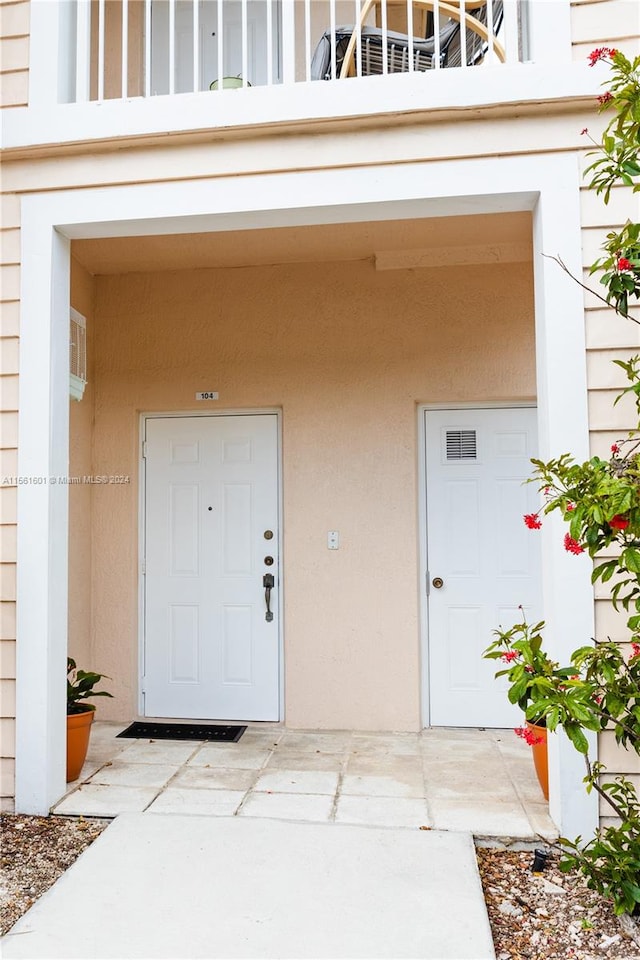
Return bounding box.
[2,61,604,152]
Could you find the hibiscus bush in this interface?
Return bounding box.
[485,48,640,918]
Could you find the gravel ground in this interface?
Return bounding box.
[2,814,640,957]
[478,847,640,960]
[1,814,107,936]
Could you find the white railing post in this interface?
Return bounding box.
[97,0,105,101]
[145,0,152,97]
[502,0,520,65]
[281,0,296,85]
[75,0,91,102]
[193,0,200,92]
[121,0,129,98]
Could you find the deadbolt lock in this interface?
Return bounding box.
[432,577,444,589]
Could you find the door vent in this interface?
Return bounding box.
[445,429,477,461]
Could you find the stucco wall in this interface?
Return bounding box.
[88,252,535,730]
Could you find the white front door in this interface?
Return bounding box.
[143,414,280,720]
[425,407,542,727]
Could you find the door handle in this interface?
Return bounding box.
[263,573,275,622]
[432,577,444,589]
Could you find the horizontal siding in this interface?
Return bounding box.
[0,756,15,811]
[580,184,632,227]
[571,0,639,43]
[582,163,639,795]
[594,599,631,638]
[0,1,29,110]
[0,525,16,562]
[571,0,640,61]
[0,68,28,107]
[0,563,16,601]
[2,0,24,811]
[0,1,30,38]
[573,36,640,63]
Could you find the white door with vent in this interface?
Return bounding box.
[143,414,280,720]
[425,407,542,727]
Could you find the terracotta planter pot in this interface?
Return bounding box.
[526,720,549,800]
[66,709,94,782]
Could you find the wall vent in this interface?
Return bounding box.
[70,308,87,401]
[446,429,477,461]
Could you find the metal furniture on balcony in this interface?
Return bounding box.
[310,0,505,81]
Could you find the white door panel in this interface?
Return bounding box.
[425,407,542,727]
[144,414,280,720]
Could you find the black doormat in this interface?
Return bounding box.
[116,722,246,742]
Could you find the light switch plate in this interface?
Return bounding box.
[328,531,339,550]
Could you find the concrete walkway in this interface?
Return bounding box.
[54,724,557,841]
[2,814,496,959]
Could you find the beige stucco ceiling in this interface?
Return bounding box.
[71,211,532,275]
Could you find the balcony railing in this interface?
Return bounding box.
[63,0,528,103]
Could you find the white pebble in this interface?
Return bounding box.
[540,878,567,895]
[498,900,523,918]
[599,934,621,948]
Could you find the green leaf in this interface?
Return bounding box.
[564,723,590,754]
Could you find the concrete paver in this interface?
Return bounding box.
[53,724,558,840]
[2,815,496,959]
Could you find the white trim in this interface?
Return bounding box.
[418,400,537,730]
[15,151,596,836]
[6,60,602,152]
[137,409,285,722]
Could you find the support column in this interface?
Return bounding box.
[15,217,70,814]
[532,154,599,840]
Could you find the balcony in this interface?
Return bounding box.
[64,0,523,100]
[4,0,590,152]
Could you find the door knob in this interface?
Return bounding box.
[432,577,444,589]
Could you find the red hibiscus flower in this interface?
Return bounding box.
[564,534,584,555]
[588,47,617,66]
[515,726,544,746]
[609,515,630,531]
[500,651,518,663]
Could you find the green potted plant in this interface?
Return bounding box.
[66,657,112,782]
[484,616,574,799]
